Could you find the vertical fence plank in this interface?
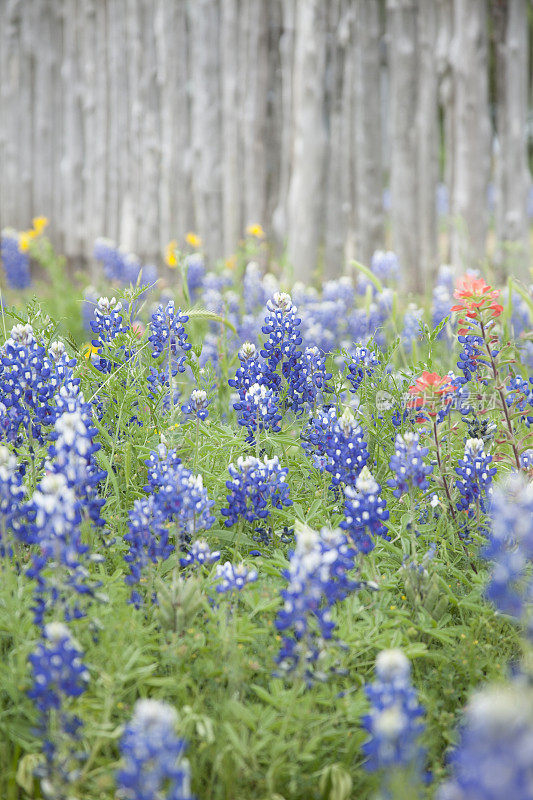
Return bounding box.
[0,0,530,278]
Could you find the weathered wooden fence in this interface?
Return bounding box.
[0,0,531,285]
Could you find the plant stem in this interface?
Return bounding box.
[479,320,521,470]
[168,338,174,420]
[433,419,477,573]
[194,417,200,471]
[432,420,456,523]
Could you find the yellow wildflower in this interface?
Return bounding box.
[225,255,237,270]
[246,223,265,239]
[185,231,202,249]
[83,343,99,360]
[32,216,48,235]
[165,239,178,268]
[18,233,32,252]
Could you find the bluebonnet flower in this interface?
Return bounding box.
[233,382,282,443]
[149,301,191,361]
[261,271,279,298]
[228,342,265,399]
[200,268,231,316]
[0,445,26,552]
[147,367,179,403]
[224,289,241,320]
[298,291,340,353]
[90,295,127,340]
[124,496,173,597]
[125,446,215,598]
[347,292,389,347]
[28,622,89,711]
[363,289,395,348]
[388,432,433,498]
[357,251,400,295]
[300,406,337,470]
[437,683,533,800]
[94,238,127,282]
[148,302,191,396]
[117,699,193,800]
[401,305,424,353]
[180,539,220,568]
[202,270,231,297]
[456,331,487,384]
[432,284,452,339]
[148,302,191,400]
[506,375,533,427]
[296,278,353,351]
[28,622,89,800]
[463,415,498,447]
[451,276,503,394]
[482,473,533,620]
[1,228,31,288]
[448,370,473,415]
[202,286,224,315]
[89,296,132,373]
[145,451,214,533]
[324,408,370,488]
[436,264,455,294]
[260,292,302,393]
[243,261,267,313]
[521,449,533,470]
[0,324,77,443]
[144,444,183,492]
[371,250,401,285]
[455,438,496,516]
[93,238,150,286]
[81,286,98,332]
[167,470,216,537]
[215,561,258,593]
[322,276,355,309]
[274,525,360,683]
[292,282,316,309]
[184,253,205,302]
[26,472,101,626]
[341,466,389,554]
[198,333,220,374]
[237,313,262,346]
[290,346,333,412]
[139,262,158,288]
[181,389,210,421]
[120,252,144,286]
[47,388,106,527]
[346,347,380,393]
[221,455,292,527]
[362,649,425,773]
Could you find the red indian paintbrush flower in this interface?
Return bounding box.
[407,371,457,417]
[451,275,503,320]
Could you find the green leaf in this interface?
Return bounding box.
[184,307,237,334]
[319,763,352,800]
[250,684,285,710]
[350,260,384,294]
[16,752,44,793]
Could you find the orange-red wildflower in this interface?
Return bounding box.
[451,275,503,320]
[407,371,457,417]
